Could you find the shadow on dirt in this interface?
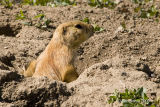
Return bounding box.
[0,25,18,37]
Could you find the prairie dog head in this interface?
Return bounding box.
[53,20,94,48]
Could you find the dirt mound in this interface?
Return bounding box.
[0,0,160,106]
[0,70,71,107]
[62,56,159,106]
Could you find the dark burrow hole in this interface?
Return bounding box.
[0,25,17,37]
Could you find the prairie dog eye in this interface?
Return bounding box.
[75,24,83,29]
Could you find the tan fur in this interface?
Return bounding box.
[24,20,94,83]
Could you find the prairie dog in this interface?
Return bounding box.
[24,20,94,82]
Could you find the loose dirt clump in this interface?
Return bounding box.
[0,0,160,106]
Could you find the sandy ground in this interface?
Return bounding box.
[0,0,160,106]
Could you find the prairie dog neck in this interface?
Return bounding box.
[48,40,74,64]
